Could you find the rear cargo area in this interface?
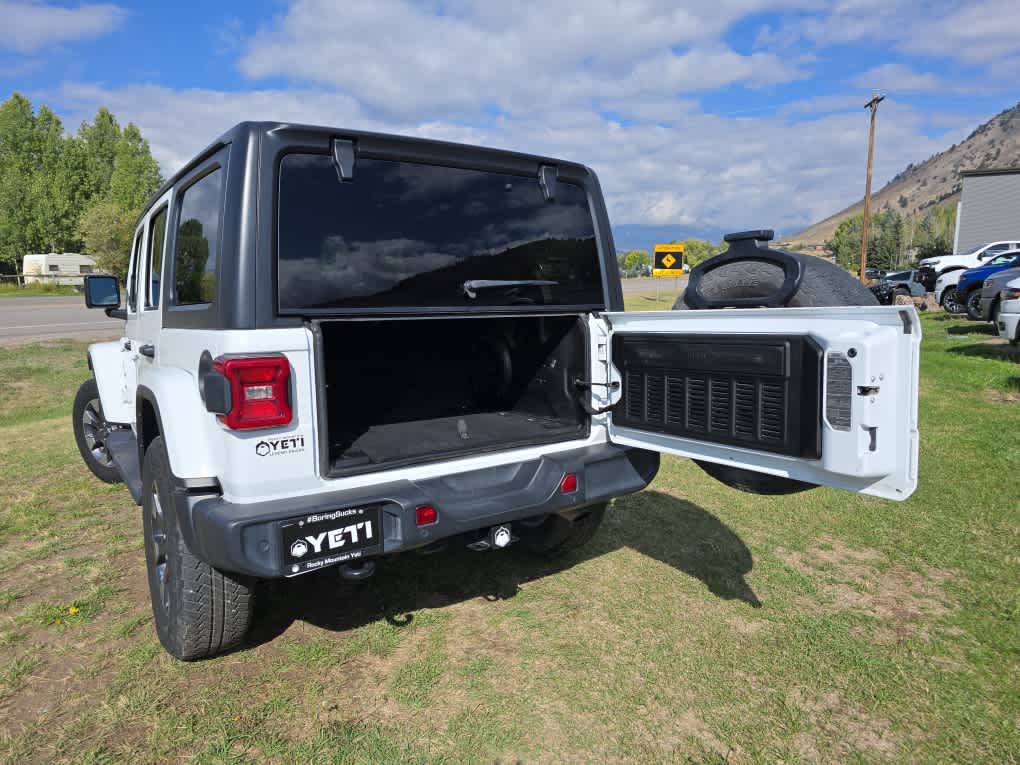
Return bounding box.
[318,316,588,474]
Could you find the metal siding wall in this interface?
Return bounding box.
[956,173,1020,253]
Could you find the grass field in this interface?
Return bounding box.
[0,282,80,298]
[1,302,1018,764]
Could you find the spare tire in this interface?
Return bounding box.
[673,242,879,496]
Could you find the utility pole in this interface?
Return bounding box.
[859,91,885,281]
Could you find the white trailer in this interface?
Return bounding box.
[22,253,97,286]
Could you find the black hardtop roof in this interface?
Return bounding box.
[139,121,590,222]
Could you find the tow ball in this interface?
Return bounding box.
[467,524,515,552]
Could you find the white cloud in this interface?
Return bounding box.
[898,0,1020,66]
[787,0,1020,75]
[237,0,814,120]
[781,94,869,115]
[45,0,1005,237]
[0,1,125,53]
[55,82,952,235]
[851,63,941,93]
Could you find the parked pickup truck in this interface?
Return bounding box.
[917,240,1020,292]
[75,122,921,660]
[954,251,1020,320]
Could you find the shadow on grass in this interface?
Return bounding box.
[947,323,996,336]
[947,341,1020,363]
[245,490,759,650]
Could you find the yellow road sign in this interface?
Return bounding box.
[653,243,685,277]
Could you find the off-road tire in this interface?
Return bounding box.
[519,503,607,558]
[142,436,253,660]
[964,289,983,321]
[673,251,878,496]
[72,378,121,484]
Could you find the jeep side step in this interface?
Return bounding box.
[106,429,143,504]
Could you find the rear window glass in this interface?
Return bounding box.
[277,155,603,310]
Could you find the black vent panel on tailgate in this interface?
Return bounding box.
[612,334,822,458]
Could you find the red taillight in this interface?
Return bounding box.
[213,355,292,430]
[415,505,438,526]
[560,473,578,494]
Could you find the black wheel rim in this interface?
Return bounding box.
[967,292,981,316]
[81,398,114,468]
[150,485,170,612]
[944,291,960,312]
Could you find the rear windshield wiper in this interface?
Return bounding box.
[462,279,558,299]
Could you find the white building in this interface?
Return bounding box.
[953,168,1020,254]
[22,253,97,286]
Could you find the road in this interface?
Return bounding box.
[620,276,687,293]
[0,280,687,345]
[0,296,122,345]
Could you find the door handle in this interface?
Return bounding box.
[139,344,155,358]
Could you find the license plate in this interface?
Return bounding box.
[280,505,382,576]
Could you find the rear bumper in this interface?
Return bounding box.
[171,444,660,578]
[998,309,1020,340]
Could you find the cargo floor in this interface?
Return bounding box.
[331,411,582,469]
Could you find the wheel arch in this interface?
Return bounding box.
[135,388,161,468]
[135,372,219,480]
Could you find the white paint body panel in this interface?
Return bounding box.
[88,340,133,424]
[599,306,921,501]
[153,326,609,503]
[997,277,1020,341]
[934,269,962,305]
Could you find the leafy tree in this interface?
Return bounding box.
[108,124,162,210]
[27,105,80,254]
[78,200,136,282]
[0,93,162,274]
[77,106,121,200]
[616,249,648,277]
[827,212,903,273]
[914,204,955,260]
[680,238,723,268]
[0,94,36,268]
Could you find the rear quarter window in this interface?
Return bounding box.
[173,168,222,306]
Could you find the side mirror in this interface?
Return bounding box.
[84,274,120,308]
[84,275,126,319]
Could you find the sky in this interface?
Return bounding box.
[2,0,1017,246]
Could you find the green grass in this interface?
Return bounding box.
[0,308,1018,763]
[0,282,79,297]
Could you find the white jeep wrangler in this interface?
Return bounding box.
[75,122,921,660]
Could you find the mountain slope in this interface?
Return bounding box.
[791,102,1020,245]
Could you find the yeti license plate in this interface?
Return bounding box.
[280,505,382,576]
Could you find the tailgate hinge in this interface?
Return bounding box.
[574,378,619,415]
